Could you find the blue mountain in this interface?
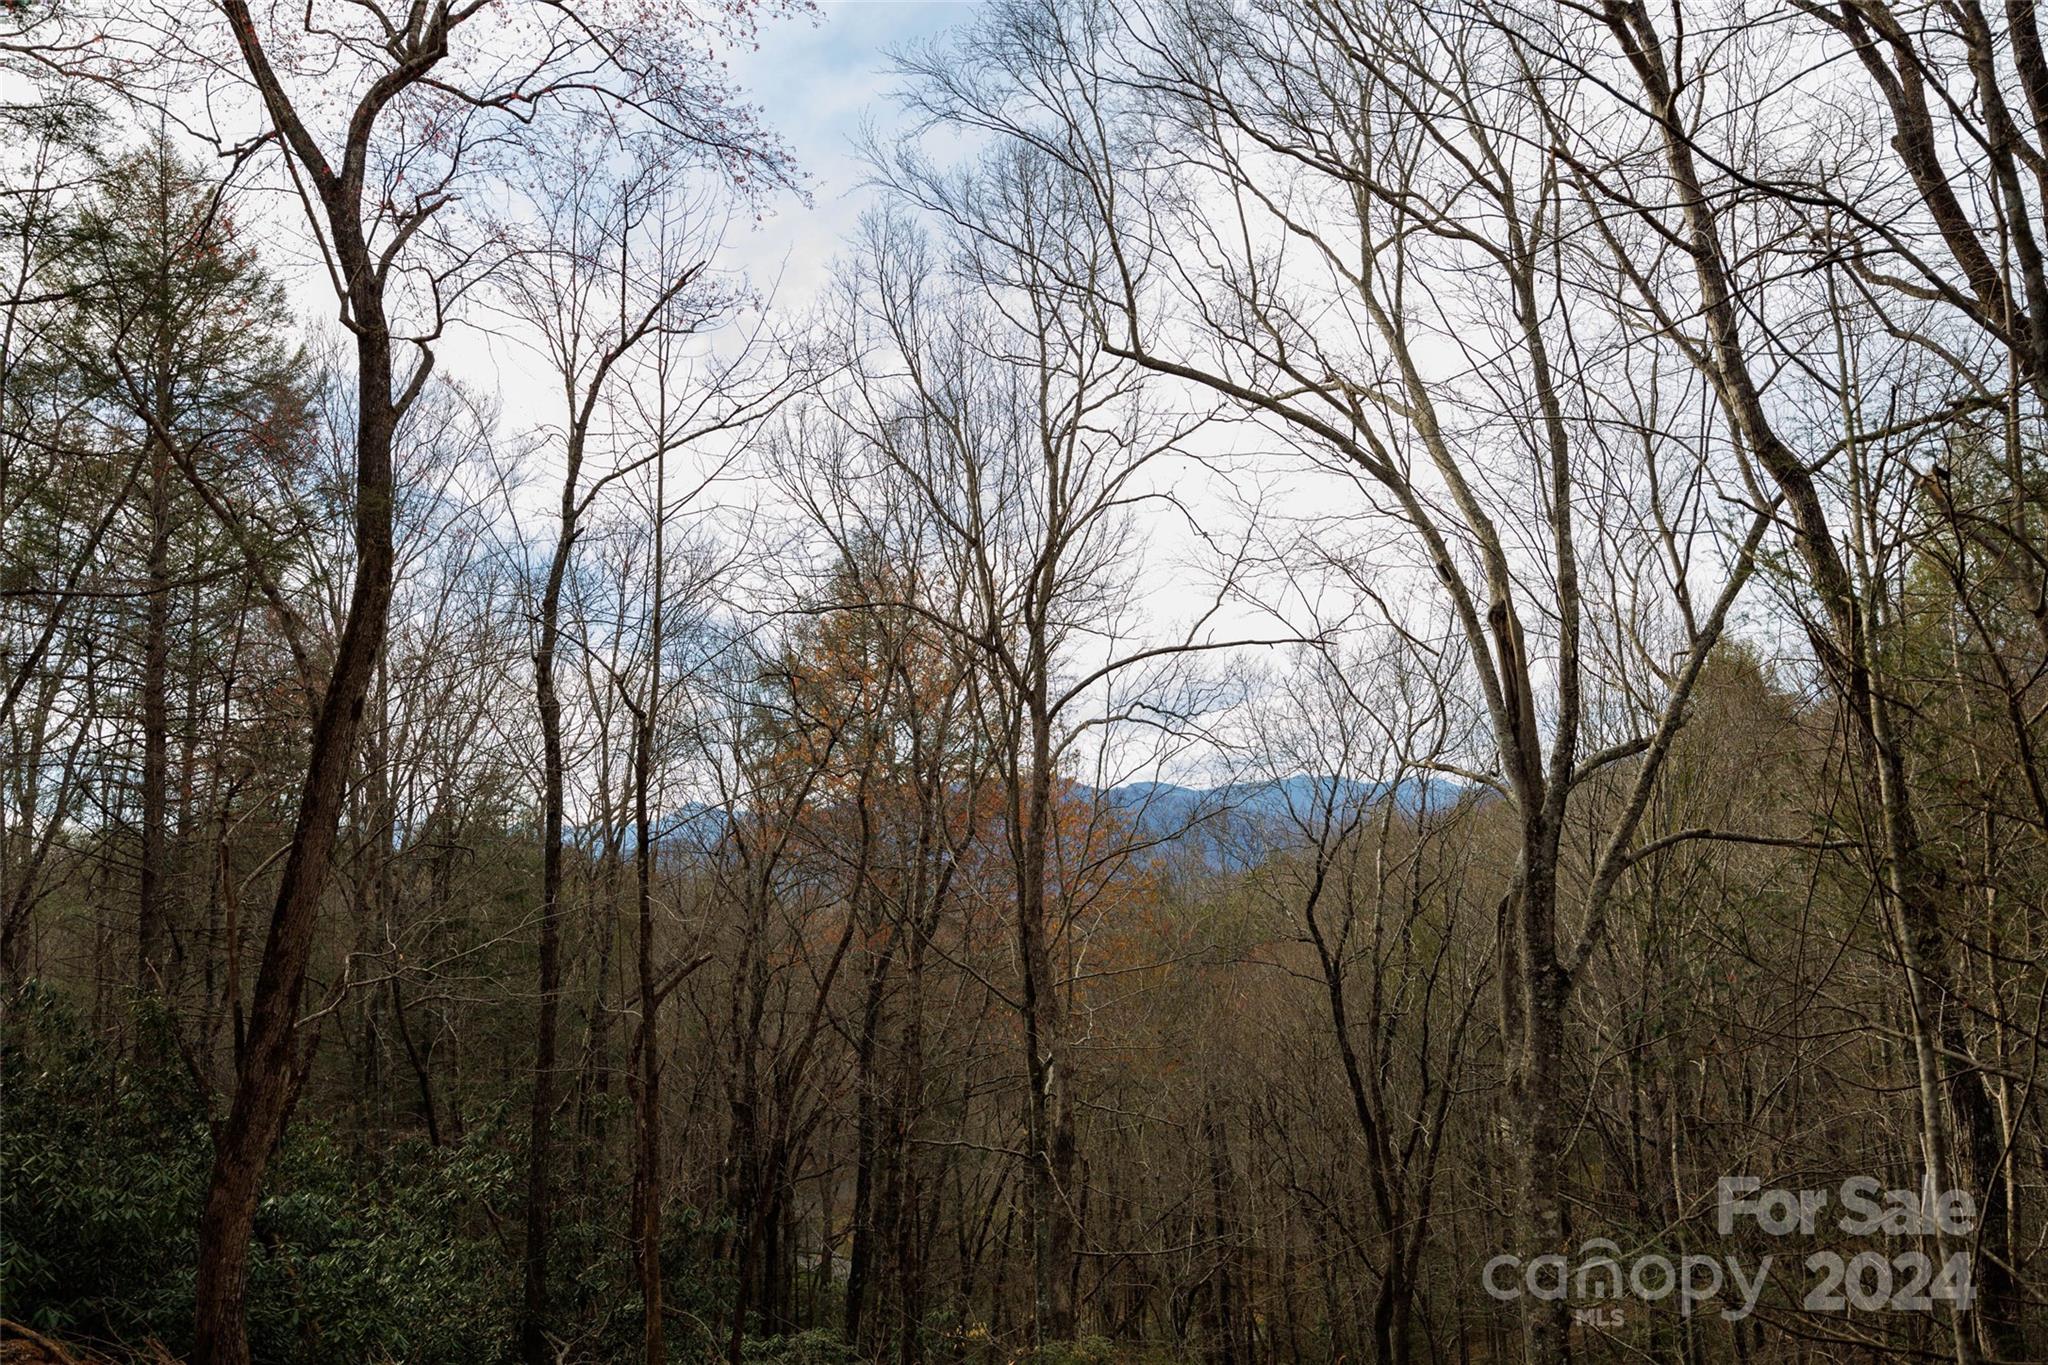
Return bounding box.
[1090,774,1460,871]
[592,774,1459,869]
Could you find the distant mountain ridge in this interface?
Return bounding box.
[1090,774,1460,870]
[600,774,1459,863]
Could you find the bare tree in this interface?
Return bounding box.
[494,145,794,1356]
[57,0,800,1356]
[805,189,1280,1346]
[888,4,1781,1356]
[1524,2,2044,1352]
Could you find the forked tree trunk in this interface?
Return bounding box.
[1600,10,2028,1352]
[190,10,447,1357]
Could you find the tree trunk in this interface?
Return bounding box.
[522,447,582,1365]
[630,460,666,1365]
[137,433,171,1011]
[845,921,898,1346]
[1017,695,1075,1346]
[191,305,398,1365]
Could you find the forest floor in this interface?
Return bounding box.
[0,1322,177,1365]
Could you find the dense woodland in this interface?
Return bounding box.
[4,0,2047,1362]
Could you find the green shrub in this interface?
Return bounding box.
[740,1327,863,1365]
[1,989,518,1363]
[243,1124,519,1363]
[0,988,208,1347]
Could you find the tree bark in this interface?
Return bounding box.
[137,431,171,1009]
[190,306,399,1365]
[190,8,444,1355]
[629,449,667,1365]
[521,512,572,1365]
[1016,689,1076,1346]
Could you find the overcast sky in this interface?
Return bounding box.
[396,1,975,423]
[723,1,976,303]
